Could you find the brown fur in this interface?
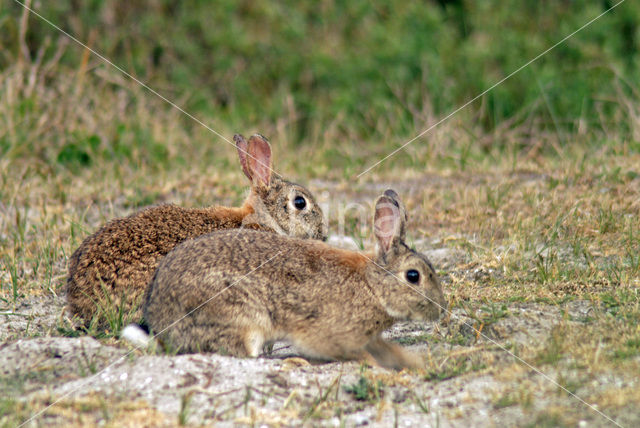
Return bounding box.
[305,241,369,270]
[66,134,327,328]
[144,190,446,370]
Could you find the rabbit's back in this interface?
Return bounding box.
[143,229,387,354]
[66,203,253,325]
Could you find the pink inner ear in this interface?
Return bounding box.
[234,134,252,180]
[374,198,399,253]
[248,135,273,188]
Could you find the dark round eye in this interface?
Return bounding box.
[406,269,420,284]
[293,196,307,210]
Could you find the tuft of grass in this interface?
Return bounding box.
[493,385,533,410]
[343,376,384,403]
[526,410,573,428]
[394,332,437,346]
[534,247,558,285]
[412,392,431,414]
[611,337,640,361]
[77,346,100,377]
[424,352,487,383]
[304,374,343,421]
[0,397,32,428]
[178,391,193,426]
[598,288,640,321]
[536,325,567,366]
[81,282,143,339]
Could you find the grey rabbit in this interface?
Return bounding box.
[143,189,446,370]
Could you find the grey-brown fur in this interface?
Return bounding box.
[144,190,446,370]
[66,134,326,328]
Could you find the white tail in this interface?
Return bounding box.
[121,324,153,349]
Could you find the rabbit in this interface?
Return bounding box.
[143,189,446,370]
[66,134,327,328]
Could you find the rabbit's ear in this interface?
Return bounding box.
[234,134,252,180]
[383,189,407,234]
[247,134,273,189]
[374,191,406,257]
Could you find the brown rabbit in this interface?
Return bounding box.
[66,134,327,328]
[143,190,446,370]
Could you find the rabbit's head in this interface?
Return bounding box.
[234,134,327,241]
[369,190,446,322]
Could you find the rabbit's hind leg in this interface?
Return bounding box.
[198,323,268,358]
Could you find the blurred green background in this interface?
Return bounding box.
[1,0,639,174]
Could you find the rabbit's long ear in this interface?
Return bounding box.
[374,190,406,258]
[247,134,273,189]
[383,189,407,238]
[234,134,252,180]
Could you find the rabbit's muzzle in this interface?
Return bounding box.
[415,296,447,322]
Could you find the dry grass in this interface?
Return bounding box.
[1,393,173,428]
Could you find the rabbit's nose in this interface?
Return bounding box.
[316,227,328,241]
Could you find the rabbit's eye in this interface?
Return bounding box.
[293,196,307,210]
[406,269,420,284]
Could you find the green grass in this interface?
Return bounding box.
[178,391,193,426]
[83,284,143,338]
[493,386,533,410]
[424,355,487,382]
[611,337,640,360]
[526,411,572,428]
[343,375,384,403]
[1,1,640,173]
[462,302,511,329]
[0,396,32,428]
[304,374,344,420]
